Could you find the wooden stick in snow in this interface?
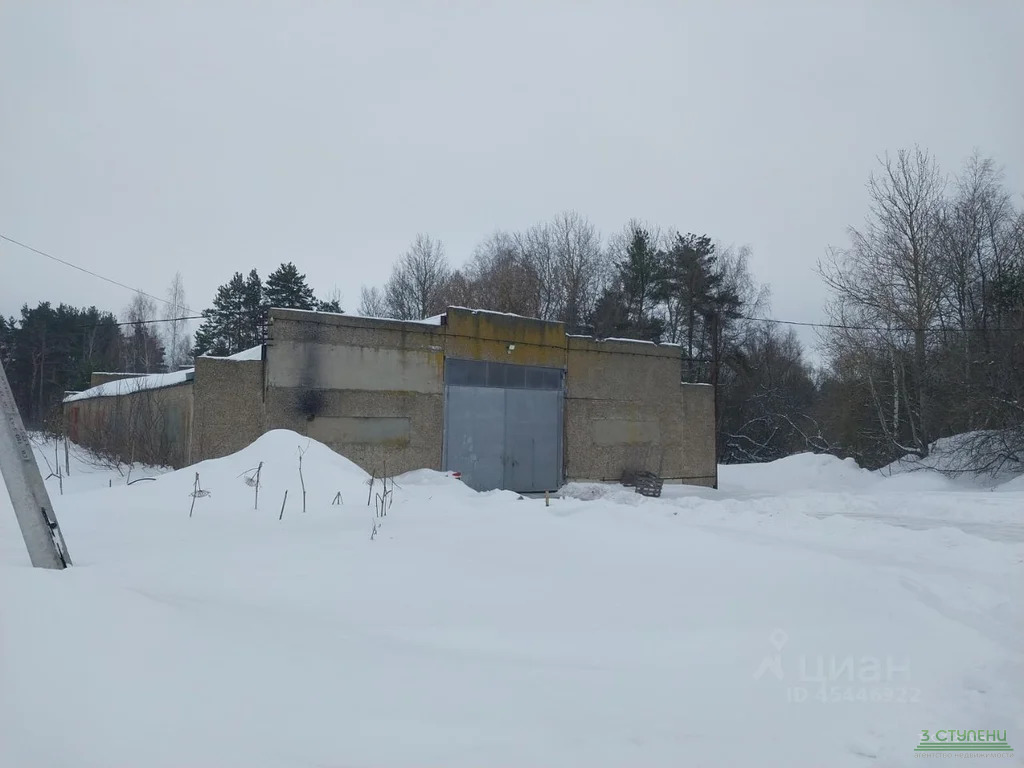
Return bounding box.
[254,461,263,510]
[190,473,199,517]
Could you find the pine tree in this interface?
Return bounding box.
[0,315,13,370]
[317,297,343,313]
[615,226,665,341]
[265,262,317,312]
[661,233,720,361]
[193,271,263,357]
[594,226,665,341]
[591,286,630,338]
[242,269,265,346]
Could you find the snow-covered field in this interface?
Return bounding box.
[1,433,1021,767]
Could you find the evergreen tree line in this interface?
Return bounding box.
[0,270,199,427]
[191,262,341,357]
[0,262,334,428]
[1,302,167,428]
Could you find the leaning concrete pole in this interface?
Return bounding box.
[0,359,71,569]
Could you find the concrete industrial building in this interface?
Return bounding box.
[64,307,717,491]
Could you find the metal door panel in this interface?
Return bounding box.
[503,388,562,492]
[442,385,506,492]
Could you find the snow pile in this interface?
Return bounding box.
[995,473,1024,492]
[184,428,371,501]
[1,433,1021,767]
[883,431,1024,487]
[711,450,991,496]
[718,452,870,494]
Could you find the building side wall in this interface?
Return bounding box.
[564,337,716,486]
[263,309,444,476]
[190,357,266,463]
[679,383,717,487]
[65,383,194,468]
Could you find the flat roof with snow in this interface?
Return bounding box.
[64,369,195,403]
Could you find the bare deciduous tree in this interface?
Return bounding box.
[461,231,542,316]
[121,292,165,373]
[547,211,606,331]
[384,234,450,320]
[357,285,389,318]
[515,222,560,321]
[820,147,946,457]
[162,273,192,370]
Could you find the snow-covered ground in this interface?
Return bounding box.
[1,434,1021,767]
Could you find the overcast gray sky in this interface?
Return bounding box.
[2,1,1022,354]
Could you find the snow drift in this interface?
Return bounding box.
[0,431,1021,767]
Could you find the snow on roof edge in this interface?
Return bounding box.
[200,344,264,362]
[269,307,444,326]
[566,334,682,348]
[64,369,195,403]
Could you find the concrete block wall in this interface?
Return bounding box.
[564,337,717,486]
[263,309,445,476]
[190,355,266,463]
[65,382,194,468]
[679,383,717,486]
[444,308,566,367]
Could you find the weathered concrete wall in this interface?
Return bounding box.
[679,383,717,486]
[564,337,716,486]
[65,382,194,468]
[190,355,266,463]
[263,309,444,476]
[444,308,566,367]
[68,306,716,488]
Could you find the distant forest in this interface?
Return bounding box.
[3,147,1022,473]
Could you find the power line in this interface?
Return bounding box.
[0,232,173,308]
[68,306,1021,336]
[2,232,1021,334]
[86,314,206,329]
[12,306,1024,337]
[736,314,1024,333]
[144,311,1024,334]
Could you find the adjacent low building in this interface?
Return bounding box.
[65,307,717,491]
